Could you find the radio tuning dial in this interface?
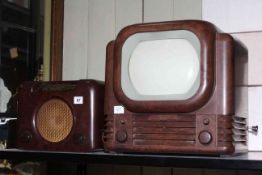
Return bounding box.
[116,130,128,143]
[199,131,212,145]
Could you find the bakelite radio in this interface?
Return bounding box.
[16,80,104,152]
[103,20,247,154]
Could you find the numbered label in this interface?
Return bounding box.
[114,105,124,114]
[74,96,83,104]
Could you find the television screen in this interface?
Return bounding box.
[121,30,200,100]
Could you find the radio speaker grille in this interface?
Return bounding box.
[36,99,73,143]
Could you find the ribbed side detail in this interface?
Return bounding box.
[217,117,233,146]
[217,116,247,149]
[132,115,196,146]
[104,116,114,143]
[232,116,247,148]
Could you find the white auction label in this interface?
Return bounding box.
[74,96,83,104]
[114,105,124,114]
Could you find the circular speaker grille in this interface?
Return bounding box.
[36,99,73,143]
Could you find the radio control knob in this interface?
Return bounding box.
[116,130,128,143]
[198,131,212,145]
[73,134,87,145]
[20,131,32,143]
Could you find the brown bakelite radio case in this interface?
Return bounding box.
[16,80,104,152]
[104,20,247,154]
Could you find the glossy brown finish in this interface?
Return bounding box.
[50,0,64,81]
[104,114,234,154]
[114,20,216,113]
[104,20,246,154]
[215,33,235,115]
[16,80,104,152]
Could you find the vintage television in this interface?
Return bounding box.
[16,80,104,152]
[103,20,247,154]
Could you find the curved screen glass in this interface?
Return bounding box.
[121,30,201,101]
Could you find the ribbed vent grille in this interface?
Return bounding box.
[217,116,247,149]
[132,115,196,146]
[104,116,114,142]
[232,117,247,146]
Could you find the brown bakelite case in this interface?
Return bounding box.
[16,80,104,152]
[104,20,246,154]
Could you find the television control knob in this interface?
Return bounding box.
[203,118,210,125]
[116,130,128,143]
[198,131,212,145]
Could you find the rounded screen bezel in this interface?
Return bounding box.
[113,21,216,113]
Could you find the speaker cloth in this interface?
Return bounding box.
[36,99,74,143]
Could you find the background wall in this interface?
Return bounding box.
[202,0,262,152]
[62,0,201,81]
[61,0,261,174]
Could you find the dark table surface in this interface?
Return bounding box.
[0,149,262,171]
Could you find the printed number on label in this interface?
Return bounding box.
[74,96,83,104]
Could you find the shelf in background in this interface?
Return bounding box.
[0,149,262,170]
[2,1,30,15]
[2,21,35,33]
